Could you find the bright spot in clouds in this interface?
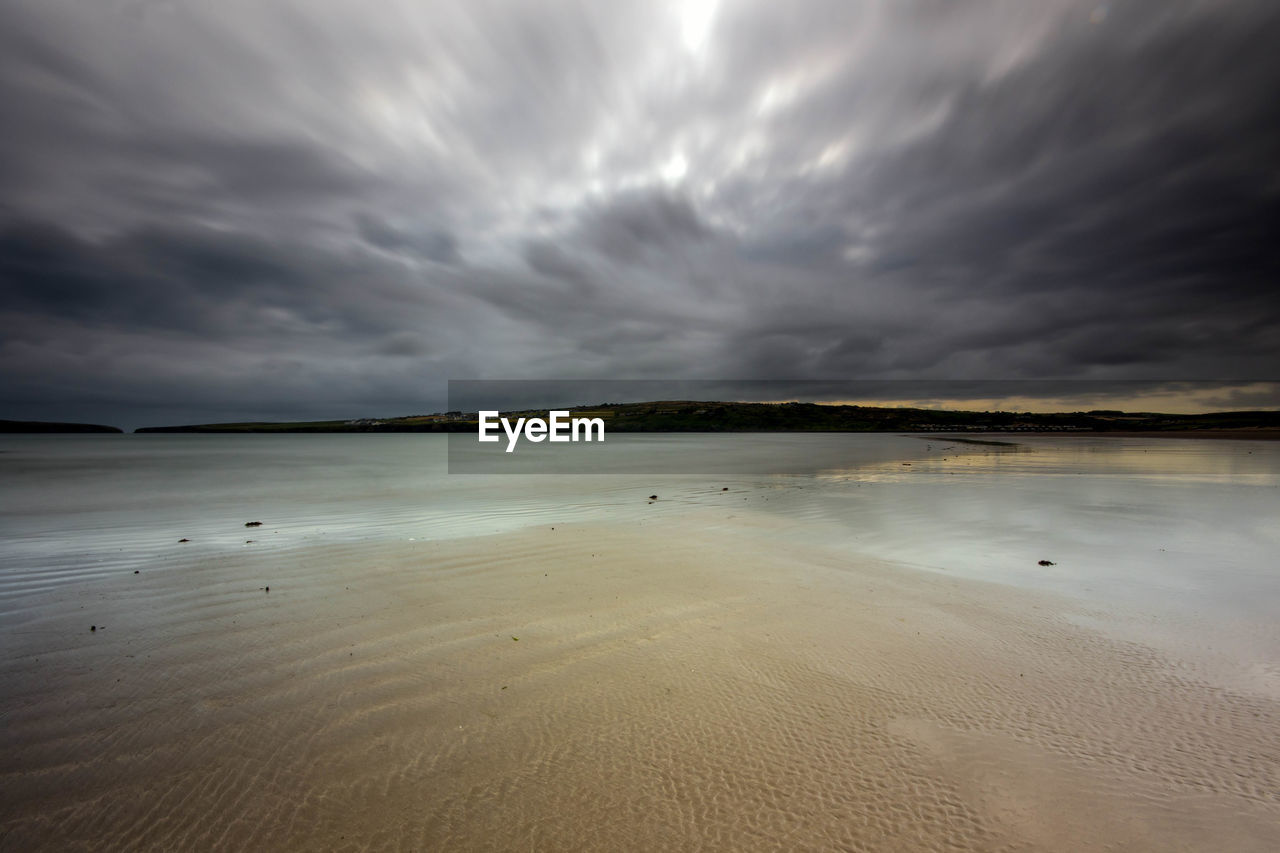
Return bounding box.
[679,0,718,53]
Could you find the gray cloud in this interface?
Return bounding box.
[356,213,461,264]
[1,0,1277,427]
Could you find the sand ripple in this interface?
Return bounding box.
[3,521,1279,851]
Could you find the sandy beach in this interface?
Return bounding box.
[5,0,1279,845]
[4,501,1279,851]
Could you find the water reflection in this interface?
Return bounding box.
[788,436,1280,622]
[2,434,1276,629]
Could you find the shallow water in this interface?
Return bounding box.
[2,433,1277,618]
[0,433,934,602]
[777,436,1280,615]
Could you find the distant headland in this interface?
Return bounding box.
[129,401,1280,437]
[1,420,123,434]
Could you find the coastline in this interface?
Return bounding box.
[1032,429,1280,441]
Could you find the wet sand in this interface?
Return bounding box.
[995,430,1280,441]
[3,516,1278,851]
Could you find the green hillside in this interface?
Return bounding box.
[133,402,1280,434]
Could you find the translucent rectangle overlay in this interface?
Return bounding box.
[445,379,1279,474]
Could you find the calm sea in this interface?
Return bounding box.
[2,433,1277,627]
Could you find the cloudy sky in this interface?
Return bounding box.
[2,0,1277,428]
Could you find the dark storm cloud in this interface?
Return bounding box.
[1,0,1278,426]
[708,1,1280,382]
[356,213,461,265]
[524,240,593,292]
[0,219,438,337]
[577,190,713,264]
